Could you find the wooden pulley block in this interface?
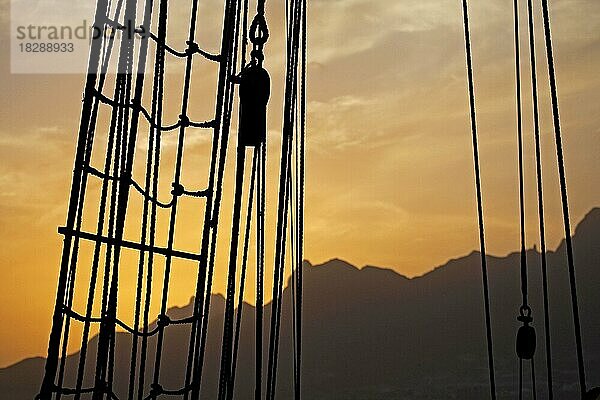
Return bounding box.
[238,64,271,147]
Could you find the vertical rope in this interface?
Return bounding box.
[295,0,306,397]
[460,1,497,398]
[150,0,203,393]
[525,0,553,396]
[519,358,523,400]
[189,0,242,397]
[265,0,302,396]
[217,145,247,400]
[289,153,298,399]
[93,11,137,392]
[256,141,266,400]
[513,1,538,397]
[136,0,168,397]
[532,359,538,400]
[93,0,157,389]
[181,0,234,390]
[125,0,157,396]
[217,0,249,396]
[539,0,587,395]
[92,68,127,400]
[37,0,110,395]
[74,13,128,390]
[513,0,529,311]
[267,154,291,400]
[40,0,307,398]
[228,150,258,400]
[56,7,121,396]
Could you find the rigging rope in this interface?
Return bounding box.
[97,0,142,390]
[266,0,302,395]
[513,0,528,311]
[228,151,258,400]
[216,1,248,396]
[460,1,497,398]
[179,9,241,385]
[90,87,216,132]
[256,141,266,400]
[128,28,167,390]
[73,2,132,391]
[513,1,538,398]
[145,32,221,61]
[218,146,247,400]
[38,0,305,398]
[55,2,122,396]
[150,0,202,393]
[294,1,306,397]
[37,0,112,395]
[539,0,591,397]
[219,0,270,395]
[188,0,242,398]
[525,0,554,396]
[225,11,254,398]
[137,39,164,396]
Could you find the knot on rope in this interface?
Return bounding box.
[157,314,171,328]
[150,383,163,395]
[171,182,184,197]
[516,305,536,360]
[186,41,200,56]
[238,64,270,147]
[135,25,146,35]
[179,114,190,128]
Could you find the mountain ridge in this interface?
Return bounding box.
[2,207,599,399]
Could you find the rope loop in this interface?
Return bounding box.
[249,14,269,47]
[157,314,171,328]
[518,305,533,324]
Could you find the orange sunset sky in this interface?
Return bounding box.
[0,0,599,369]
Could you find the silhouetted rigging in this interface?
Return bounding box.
[512,0,538,398]
[461,0,599,399]
[37,0,307,398]
[33,0,597,398]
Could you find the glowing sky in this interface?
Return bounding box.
[0,0,599,368]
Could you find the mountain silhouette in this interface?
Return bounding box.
[2,208,600,399]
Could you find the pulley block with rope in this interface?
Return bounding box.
[516,306,536,360]
[238,64,270,146]
[238,9,270,147]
